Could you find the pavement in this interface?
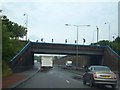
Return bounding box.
[2,62,40,89]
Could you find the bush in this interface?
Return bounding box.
[2,61,12,77]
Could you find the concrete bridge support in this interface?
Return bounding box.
[102,46,120,72]
[54,55,91,67]
[10,42,34,72]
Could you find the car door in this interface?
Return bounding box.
[84,67,91,82]
[87,67,93,82]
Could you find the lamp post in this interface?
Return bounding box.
[105,22,110,41]
[96,26,99,43]
[24,14,28,41]
[83,38,85,45]
[52,39,54,43]
[65,24,90,67]
[65,39,67,44]
[92,26,99,44]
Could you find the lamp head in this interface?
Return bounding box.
[87,25,91,27]
[65,24,69,26]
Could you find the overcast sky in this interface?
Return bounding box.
[1,0,119,45]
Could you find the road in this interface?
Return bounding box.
[16,65,119,89]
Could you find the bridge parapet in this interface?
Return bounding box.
[31,42,105,55]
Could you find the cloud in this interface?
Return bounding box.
[2,1,118,44]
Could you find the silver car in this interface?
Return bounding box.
[82,65,117,88]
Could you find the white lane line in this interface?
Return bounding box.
[66,80,70,83]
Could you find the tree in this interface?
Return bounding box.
[90,37,120,56]
[2,15,27,39]
[2,15,27,62]
[114,36,120,43]
[111,36,120,55]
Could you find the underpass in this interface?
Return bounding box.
[9,41,120,74]
[9,41,119,89]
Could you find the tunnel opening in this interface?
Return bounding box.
[33,54,104,68]
[33,53,67,68]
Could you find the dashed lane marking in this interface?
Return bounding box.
[66,80,70,83]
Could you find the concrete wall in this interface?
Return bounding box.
[10,42,34,72]
[31,42,104,55]
[102,46,120,72]
[54,55,104,68]
[54,55,91,67]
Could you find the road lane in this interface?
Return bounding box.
[16,66,118,89]
[16,67,89,88]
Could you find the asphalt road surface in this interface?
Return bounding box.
[16,66,119,90]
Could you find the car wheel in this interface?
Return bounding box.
[111,85,116,88]
[83,79,86,85]
[89,79,94,87]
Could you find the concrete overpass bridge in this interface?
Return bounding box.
[9,41,120,72]
[31,42,104,55]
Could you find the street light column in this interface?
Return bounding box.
[96,26,99,43]
[105,22,110,41]
[76,26,79,67]
[26,14,28,41]
[24,14,28,41]
[109,23,110,41]
[65,24,90,67]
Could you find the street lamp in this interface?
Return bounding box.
[41,38,43,42]
[65,39,67,44]
[24,14,28,41]
[83,38,86,45]
[105,22,110,41]
[96,26,99,43]
[65,24,90,67]
[52,39,54,43]
[92,26,99,44]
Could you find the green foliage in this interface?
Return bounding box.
[111,37,120,55]
[34,55,41,62]
[2,15,28,62]
[91,37,120,56]
[2,15,27,39]
[2,61,12,77]
[2,15,28,77]
[114,37,120,43]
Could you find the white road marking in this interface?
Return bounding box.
[66,80,70,83]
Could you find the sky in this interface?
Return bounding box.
[1,0,119,45]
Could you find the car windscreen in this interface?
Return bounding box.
[94,67,111,71]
